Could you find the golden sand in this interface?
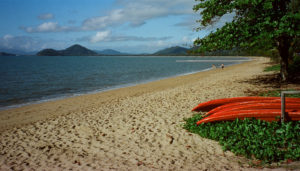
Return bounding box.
[1,57,297,170]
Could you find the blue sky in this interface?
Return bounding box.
[0,0,227,54]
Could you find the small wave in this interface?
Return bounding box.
[176,59,252,63]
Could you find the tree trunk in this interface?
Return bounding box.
[277,37,291,82]
[280,54,289,82]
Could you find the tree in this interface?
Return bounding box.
[193,0,300,81]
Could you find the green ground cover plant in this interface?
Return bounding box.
[183,115,300,163]
[260,90,300,98]
[264,64,281,72]
[264,54,300,78]
[184,56,300,164]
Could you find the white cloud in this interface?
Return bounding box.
[23,22,73,33]
[156,40,168,47]
[82,10,123,30]
[22,0,197,33]
[0,35,38,52]
[37,22,58,32]
[87,31,172,43]
[90,31,111,43]
[38,13,54,20]
[3,34,14,41]
[182,36,190,43]
[82,0,196,30]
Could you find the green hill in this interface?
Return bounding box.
[95,49,128,55]
[36,49,61,56]
[37,44,98,56]
[61,44,97,56]
[153,46,189,55]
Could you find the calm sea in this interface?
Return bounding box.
[0,55,249,110]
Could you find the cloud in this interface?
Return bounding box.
[38,13,54,20]
[86,31,172,43]
[36,22,58,32]
[174,12,236,40]
[0,35,67,53]
[90,31,111,43]
[3,34,14,41]
[174,15,199,30]
[122,37,187,54]
[82,10,123,30]
[194,12,236,33]
[0,35,39,52]
[22,0,197,33]
[82,0,196,30]
[22,22,73,33]
[109,35,172,42]
[182,36,190,43]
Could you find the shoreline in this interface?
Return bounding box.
[0,56,249,112]
[0,65,212,112]
[0,57,256,132]
[2,57,293,170]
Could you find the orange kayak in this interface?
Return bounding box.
[197,109,300,125]
[192,97,300,112]
[205,101,300,116]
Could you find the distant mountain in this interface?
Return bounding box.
[153,46,189,55]
[37,45,192,56]
[36,49,61,56]
[37,44,98,56]
[0,52,17,56]
[95,49,127,55]
[61,44,98,56]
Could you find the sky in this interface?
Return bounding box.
[0,0,230,54]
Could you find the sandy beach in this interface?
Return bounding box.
[0,57,298,170]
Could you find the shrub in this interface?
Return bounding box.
[183,115,300,163]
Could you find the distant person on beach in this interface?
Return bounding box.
[221,64,224,69]
[212,64,216,69]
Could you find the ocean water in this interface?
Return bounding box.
[0,55,249,110]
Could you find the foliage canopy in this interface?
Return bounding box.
[193,0,300,81]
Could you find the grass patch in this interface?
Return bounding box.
[264,64,280,72]
[260,90,300,98]
[264,55,300,76]
[183,115,300,163]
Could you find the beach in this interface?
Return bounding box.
[1,57,297,170]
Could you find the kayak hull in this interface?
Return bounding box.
[205,102,300,116]
[192,97,300,112]
[193,97,300,125]
[197,109,300,125]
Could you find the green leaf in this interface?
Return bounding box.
[183,114,300,163]
[263,2,273,10]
